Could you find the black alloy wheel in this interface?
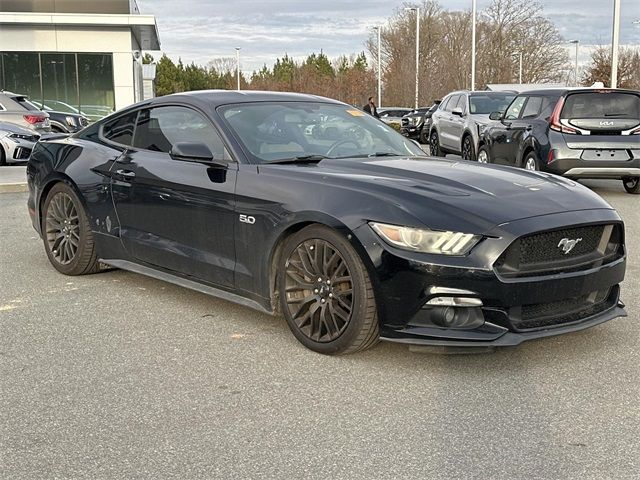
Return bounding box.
[279,225,378,355]
[461,135,476,161]
[622,176,640,194]
[430,130,442,157]
[42,183,100,275]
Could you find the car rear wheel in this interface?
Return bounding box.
[523,152,539,171]
[622,177,640,194]
[477,146,491,164]
[430,130,443,157]
[42,183,100,275]
[461,135,476,161]
[278,225,379,355]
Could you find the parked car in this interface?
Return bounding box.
[429,90,516,160]
[28,91,626,355]
[0,121,40,165]
[400,101,440,143]
[477,88,640,194]
[12,95,88,133]
[0,91,50,132]
[378,107,413,127]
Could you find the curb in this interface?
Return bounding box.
[0,183,28,194]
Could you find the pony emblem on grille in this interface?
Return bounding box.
[558,237,582,254]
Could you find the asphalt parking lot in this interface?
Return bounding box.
[1,180,638,479]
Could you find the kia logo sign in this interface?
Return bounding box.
[599,121,614,126]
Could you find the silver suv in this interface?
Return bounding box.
[429,90,515,160]
[0,91,50,132]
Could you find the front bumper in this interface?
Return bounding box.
[355,208,627,348]
[400,125,422,138]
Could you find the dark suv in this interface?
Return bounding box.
[477,88,640,194]
[400,102,440,143]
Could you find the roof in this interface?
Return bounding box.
[150,90,345,108]
[485,83,565,93]
[0,12,160,50]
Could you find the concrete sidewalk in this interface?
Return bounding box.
[0,165,28,193]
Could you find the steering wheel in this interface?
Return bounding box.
[326,139,361,157]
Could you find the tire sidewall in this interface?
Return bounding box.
[477,146,491,164]
[277,225,375,355]
[430,130,441,157]
[42,182,93,275]
[462,135,476,161]
[523,152,540,171]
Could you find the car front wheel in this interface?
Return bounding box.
[278,225,379,355]
[477,146,491,165]
[461,135,476,161]
[430,130,442,157]
[523,152,540,171]
[623,176,640,194]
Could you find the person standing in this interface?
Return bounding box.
[362,96,380,118]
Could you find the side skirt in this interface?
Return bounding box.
[100,258,273,315]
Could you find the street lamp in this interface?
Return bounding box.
[235,47,241,91]
[569,40,579,86]
[405,7,420,109]
[373,26,382,108]
[471,0,477,91]
[611,0,621,88]
[512,51,523,84]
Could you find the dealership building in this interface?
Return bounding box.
[0,0,160,119]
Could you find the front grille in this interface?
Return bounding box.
[513,288,615,331]
[495,223,622,277]
[79,117,89,127]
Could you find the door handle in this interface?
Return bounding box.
[115,169,136,179]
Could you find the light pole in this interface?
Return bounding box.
[611,0,620,88]
[569,40,579,86]
[471,0,477,91]
[405,7,420,109]
[512,51,522,84]
[373,26,382,108]
[235,47,241,91]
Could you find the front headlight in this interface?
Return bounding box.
[9,133,33,141]
[370,222,482,255]
[65,116,77,127]
[477,123,487,135]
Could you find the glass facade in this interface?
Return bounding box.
[0,52,115,120]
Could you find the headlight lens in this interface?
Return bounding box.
[370,222,482,255]
[65,116,77,126]
[9,133,36,141]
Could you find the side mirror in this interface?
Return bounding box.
[170,142,214,163]
[452,107,464,117]
[489,111,503,121]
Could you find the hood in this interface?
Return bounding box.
[268,157,613,234]
[0,122,38,136]
[469,113,492,125]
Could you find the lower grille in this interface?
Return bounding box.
[14,147,32,160]
[513,288,615,331]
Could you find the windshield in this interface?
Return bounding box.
[562,92,640,119]
[220,102,424,163]
[469,94,516,115]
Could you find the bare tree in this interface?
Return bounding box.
[582,46,640,89]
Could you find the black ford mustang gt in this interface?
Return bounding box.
[27,91,627,355]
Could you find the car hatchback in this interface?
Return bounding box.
[478,88,640,193]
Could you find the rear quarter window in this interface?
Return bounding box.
[562,92,640,119]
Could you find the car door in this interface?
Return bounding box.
[440,94,461,150]
[110,104,238,287]
[449,94,467,152]
[490,95,527,165]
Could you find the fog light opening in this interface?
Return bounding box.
[429,306,485,330]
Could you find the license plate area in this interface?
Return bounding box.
[581,149,630,161]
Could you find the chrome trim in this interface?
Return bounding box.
[564,167,640,177]
[426,296,483,307]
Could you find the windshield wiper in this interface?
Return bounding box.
[264,155,327,165]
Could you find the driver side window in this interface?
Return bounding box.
[504,96,527,120]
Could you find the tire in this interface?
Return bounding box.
[430,130,443,157]
[419,125,429,145]
[0,147,6,166]
[477,145,492,165]
[461,134,476,161]
[278,224,379,355]
[622,176,640,194]
[42,182,100,275]
[523,151,540,171]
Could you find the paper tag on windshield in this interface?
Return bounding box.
[346,109,365,116]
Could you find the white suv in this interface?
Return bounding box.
[429,90,514,160]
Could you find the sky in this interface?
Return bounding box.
[136,0,640,73]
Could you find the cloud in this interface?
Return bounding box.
[137,0,640,72]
